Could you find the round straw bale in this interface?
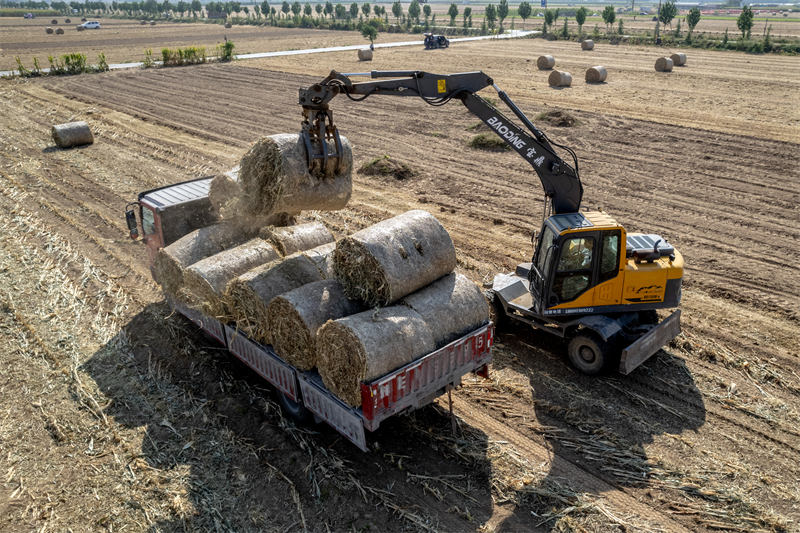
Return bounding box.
[208,171,243,219]
[76,24,84,31]
[182,238,280,317]
[51,19,58,24]
[224,252,328,343]
[51,121,93,148]
[536,55,555,70]
[303,242,336,278]
[670,52,687,66]
[316,306,435,407]
[581,39,594,50]
[237,133,352,216]
[150,20,156,25]
[333,210,456,307]
[267,279,365,370]
[585,65,607,83]
[152,221,261,295]
[65,18,71,22]
[140,19,147,24]
[655,57,673,72]
[46,27,54,33]
[224,22,232,28]
[55,27,64,34]
[548,70,572,87]
[401,273,489,348]
[358,49,373,61]
[261,222,334,256]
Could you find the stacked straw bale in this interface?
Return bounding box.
[317,307,435,406]
[670,52,687,66]
[238,133,352,216]
[537,55,555,70]
[585,66,608,83]
[548,70,572,87]
[267,280,365,370]
[261,222,334,256]
[304,242,336,278]
[182,239,280,317]
[333,210,456,307]
[655,57,673,72]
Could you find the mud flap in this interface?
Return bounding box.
[619,310,681,375]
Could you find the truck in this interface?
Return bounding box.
[125,177,493,451]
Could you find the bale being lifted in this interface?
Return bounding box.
[267,280,365,370]
[261,222,334,256]
[670,52,687,66]
[402,273,489,348]
[585,65,608,83]
[182,238,280,317]
[537,55,555,70]
[548,70,572,87]
[316,306,436,407]
[52,121,93,148]
[655,57,674,72]
[237,133,352,216]
[333,210,457,307]
[208,170,243,219]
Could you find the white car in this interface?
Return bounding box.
[81,21,101,29]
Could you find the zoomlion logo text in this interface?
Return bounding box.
[487,116,527,150]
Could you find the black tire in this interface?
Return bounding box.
[277,391,313,424]
[567,332,610,375]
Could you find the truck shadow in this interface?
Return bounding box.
[490,321,706,531]
[83,302,502,531]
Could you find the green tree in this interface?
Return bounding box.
[349,2,357,18]
[485,3,497,30]
[601,5,615,31]
[497,0,508,28]
[543,8,554,33]
[517,2,531,29]
[562,17,569,38]
[658,0,677,29]
[323,0,332,18]
[448,3,457,25]
[423,4,430,23]
[303,2,311,15]
[391,0,401,22]
[463,6,472,27]
[315,2,322,17]
[373,4,379,17]
[281,0,289,17]
[408,0,420,23]
[260,0,269,18]
[335,3,346,18]
[361,2,369,16]
[361,20,377,44]
[575,6,587,35]
[686,6,701,39]
[737,5,753,39]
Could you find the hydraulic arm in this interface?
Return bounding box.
[298,70,583,214]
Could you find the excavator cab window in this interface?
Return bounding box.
[141,206,156,236]
[550,235,595,304]
[599,230,621,283]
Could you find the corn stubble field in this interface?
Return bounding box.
[1,23,799,532]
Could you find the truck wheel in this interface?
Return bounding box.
[277,391,312,424]
[567,332,609,375]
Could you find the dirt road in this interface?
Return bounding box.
[1,42,798,532]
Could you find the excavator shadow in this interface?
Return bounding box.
[486,320,706,531]
[83,302,504,531]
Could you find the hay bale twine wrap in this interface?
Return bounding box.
[670,52,687,66]
[267,280,365,370]
[581,39,594,50]
[333,210,456,307]
[182,238,280,317]
[548,70,572,87]
[261,222,334,256]
[238,133,352,216]
[536,55,555,70]
[224,250,332,343]
[401,273,489,348]
[316,306,436,407]
[358,49,373,61]
[152,221,260,296]
[55,27,64,34]
[46,26,54,33]
[655,57,674,72]
[52,121,93,148]
[585,65,607,83]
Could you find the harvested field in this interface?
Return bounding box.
[1,36,799,532]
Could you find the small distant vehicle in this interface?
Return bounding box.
[424,33,449,49]
[23,12,34,18]
[80,21,101,29]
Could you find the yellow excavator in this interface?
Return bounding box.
[298,69,683,375]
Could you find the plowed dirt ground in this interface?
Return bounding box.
[1,37,798,532]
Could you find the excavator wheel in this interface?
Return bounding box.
[567,331,611,375]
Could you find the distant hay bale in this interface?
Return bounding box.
[536,54,555,70]
[224,250,331,343]
[182,238,280,317]
[670,52,687,66]
[224,22,232,28]
[55,27,64,34]
[548,70,572,87]
[261,222,334,256]
[585,65,607,83]
[51,121,93,148]
[46,27,54,34]
[75,25,84,31]
[267,280,364,370]
[150,20,156,25]
[316,306,435,407]
[333,210,457,307]
[153,221,260,296]
[237,133,352,216]
[401,273,489,348]
[140,20,147,25]
[51,18,58,24]
[655,57,673,72]
[64,18,71,23]
[581,39,594,50]
[358,49,373,61]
